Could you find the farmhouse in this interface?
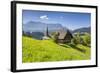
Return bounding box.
[42,26,73,43]
[56,29,73,43]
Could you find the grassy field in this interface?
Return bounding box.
[22,36,91,63]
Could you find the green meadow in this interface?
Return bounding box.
[22,36,90,63]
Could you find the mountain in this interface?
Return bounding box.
[23,21,70,40]
[73,27,91,34]
[23,21,63,32]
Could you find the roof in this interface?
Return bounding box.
[58,30,67,39]
[56,28,73,39]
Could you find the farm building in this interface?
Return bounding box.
[55,29,73,43]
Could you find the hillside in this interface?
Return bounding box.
[73,27,91,34]
[22,36,90,63]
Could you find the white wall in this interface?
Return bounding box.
[0,0,99,73]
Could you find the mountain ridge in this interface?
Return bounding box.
[72,27,91,34]
[23,21,63,32]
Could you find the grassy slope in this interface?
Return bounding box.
[22,36,90,63]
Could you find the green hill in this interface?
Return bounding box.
[22,36,90,63]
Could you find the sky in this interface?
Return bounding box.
[22,10,91,30]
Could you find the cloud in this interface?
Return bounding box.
[40,15,48,20]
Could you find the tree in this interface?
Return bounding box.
[71,32,81,45]
[81,33,91,47]
[51,32,59,43]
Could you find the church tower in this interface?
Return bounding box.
[42,26,49,40]
[46,26,49,37]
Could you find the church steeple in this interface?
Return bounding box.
[42,26,50,40]
[46,26,49,36]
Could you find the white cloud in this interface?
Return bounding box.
[40,15,49,20]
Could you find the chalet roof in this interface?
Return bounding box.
[57,28,73,39]
[58,30,67,39]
